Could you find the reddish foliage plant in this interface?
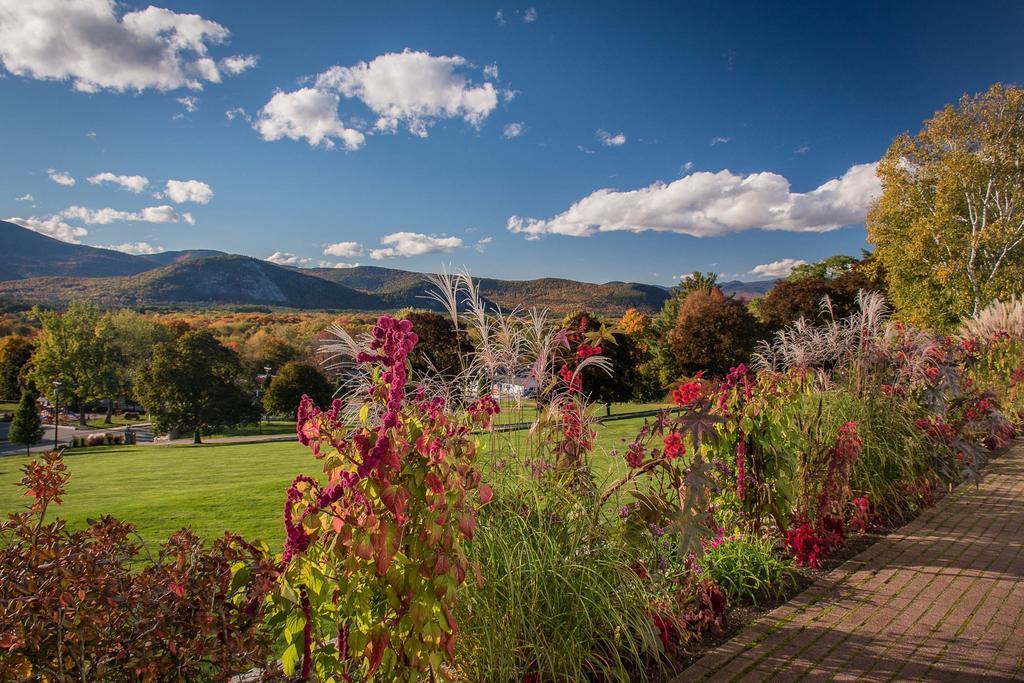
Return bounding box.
[0,452,275,681]
[270,315,488,681]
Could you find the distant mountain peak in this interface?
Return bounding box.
[0,220,776,312]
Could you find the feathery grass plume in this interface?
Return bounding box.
[752,290,890,381]
[961,297,1024,340]
[422,267,464,328]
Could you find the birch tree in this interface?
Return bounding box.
[867,83,1024,328]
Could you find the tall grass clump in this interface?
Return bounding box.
[458,484,661,682]
[699,534,795,606]
[796,387,942,521]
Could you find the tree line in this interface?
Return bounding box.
[1,303,335,448]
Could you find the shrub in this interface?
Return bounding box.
[699,534,795,605]
[667,288,762,378]
[0,452,275,680]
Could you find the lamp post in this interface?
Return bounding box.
[52,380,62,451]
[263,366,273,426]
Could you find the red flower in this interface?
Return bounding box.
[672,377,703,407]
[624,443,645,468]
[663,433,685,460]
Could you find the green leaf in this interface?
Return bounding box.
[281,642,300,675]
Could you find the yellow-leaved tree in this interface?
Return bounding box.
[867,83,1024,328]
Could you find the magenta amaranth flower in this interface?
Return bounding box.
[282,474,318,566]
[356,315,418,477]
[736,433,746,500]
[296,394,321,446]
[718,363,753,411]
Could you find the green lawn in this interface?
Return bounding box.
[84,414,149,429]
[210,420,297,438]
[0,415,656,553]
[0,402,18,412]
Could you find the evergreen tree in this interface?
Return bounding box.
[9,390,44,456]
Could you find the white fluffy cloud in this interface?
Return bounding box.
[266,251,311,266]
[318,50,498,136]
[597,129,626,147]
[711,136,731,146]
[503,122,525,138]
[98,241,162,255]
[5,215,88,243]
[60,204,188,224]
[750,258,807,279]
[523,7,538,22]
[161,179,214,204]
[255,88,365,150]
[508,162,881,239]
[0,0,255,93]
[318,260,360,269]
[15,194,33,201]
[48,169,76,186]
[87,172,149,193]
[255,50,501,148]
[220,54,258,75]
[323,241,364,258]
[369,232,463,259]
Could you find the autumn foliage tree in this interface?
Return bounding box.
[868,83,1024,327]
[667,288,762,378]
[758,267,874,330]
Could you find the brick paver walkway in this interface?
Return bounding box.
[677,441,1024,682]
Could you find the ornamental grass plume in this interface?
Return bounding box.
[961,297,1024,341]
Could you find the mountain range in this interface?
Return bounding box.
[0,220,775,314]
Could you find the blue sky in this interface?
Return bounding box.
[2,1,1023,285]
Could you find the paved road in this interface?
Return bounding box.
[0,421,154,455]
[677,441,1024,682]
